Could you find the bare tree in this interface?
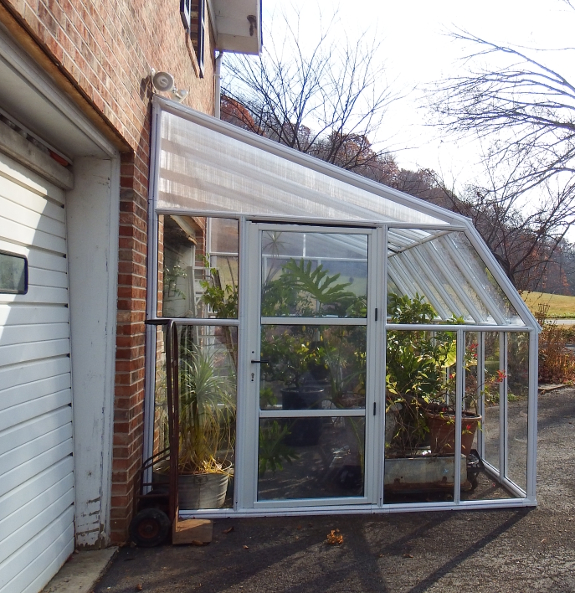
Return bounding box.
[401,165,571,291]
[425,2,575,290]
[221,7,397,172]
[430,1,575,214]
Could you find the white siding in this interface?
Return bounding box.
[0,153,74,593]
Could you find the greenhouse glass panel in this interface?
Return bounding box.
[506,332,530,493]
[258,417,365,501]
[151,323,237,510]
[159,215,238,319]
[259,324,367,411]
[261,231,368,318]
[482,332,503,473]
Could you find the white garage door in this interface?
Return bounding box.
[0,153,74,593]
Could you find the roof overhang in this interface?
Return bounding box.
[209,0,262,55]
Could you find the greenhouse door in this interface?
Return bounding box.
[242,223,381,509]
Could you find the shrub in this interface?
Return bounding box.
[539,323,575,384]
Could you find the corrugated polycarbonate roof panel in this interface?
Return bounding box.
[156,108,450,225]
[387,230,523,325]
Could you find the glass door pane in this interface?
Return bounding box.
[253,226,371,505]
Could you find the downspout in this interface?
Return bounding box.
[214,51,224,118]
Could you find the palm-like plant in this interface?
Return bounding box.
[178,345,235,474]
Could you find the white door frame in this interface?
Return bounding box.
[236,221,385,511]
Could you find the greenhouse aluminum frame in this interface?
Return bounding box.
[145,95,539,518]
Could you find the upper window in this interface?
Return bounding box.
[180,0,206,78]
[0,251,28,294]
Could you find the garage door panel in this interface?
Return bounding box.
[0,217,66,254]
[0,438,73,499]
[0,374,70,412]
[0,458,74,524]
[0,485,74,565]
[0,157,65,205]
[0,148,74,592]
[27,249,68,273]
[0,424,73,477]
[0,304,69,326]
[1,285,69,305]
[0,241,68,274]
[0,510,74,593]
[0,322,69,347]
[0,337,69,366]
[24,285,69,304]
[0,392,71,434]
[0,358,70,392]
[0,198,66,239]
[28,267,68,288]
[0,178,64,220]
[0,189,65,225]
[21,530,74,593]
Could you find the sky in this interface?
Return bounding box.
[259,0,574,191]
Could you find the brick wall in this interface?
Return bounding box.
[0,0,217,543]
[0,0,214,150]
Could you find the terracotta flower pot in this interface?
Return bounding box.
[426,411,481,456]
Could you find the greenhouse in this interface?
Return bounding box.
[145,96,538,518]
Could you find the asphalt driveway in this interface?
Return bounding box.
[95,387,575,593]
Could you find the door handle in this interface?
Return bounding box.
[251,359,269,364]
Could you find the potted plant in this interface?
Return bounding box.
[383,293,485,493]
[175,343,236,509]
[385,293,461,457]
[385,294,483,455]
[423,340,482,456]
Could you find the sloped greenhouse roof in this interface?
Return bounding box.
[151,96,538,329]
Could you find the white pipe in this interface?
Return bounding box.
[214,51,224,118]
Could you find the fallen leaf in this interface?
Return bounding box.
[135,584,143,592]
[326,529,343,545]
[222,526,234,534]
[243,545,249,550]
[403,553,414,558]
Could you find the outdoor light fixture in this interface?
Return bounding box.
[169,89,189,102]
[150,69,188,103]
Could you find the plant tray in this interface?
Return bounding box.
[384,454,470,493]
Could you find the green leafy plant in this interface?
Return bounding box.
[163,264,187,299]
[258,421,299,475]
[199,258,239,370]
[261,259,366,391]
[199,263,238,319]
[262,259,363,318]
[385,293,461,456]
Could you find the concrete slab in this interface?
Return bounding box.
[41,547,118,593]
